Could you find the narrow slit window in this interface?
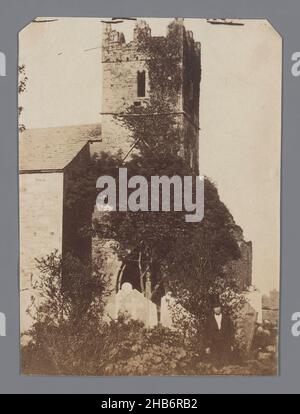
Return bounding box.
[137,70,146,97]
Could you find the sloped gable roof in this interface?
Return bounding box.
[19,124,102,172]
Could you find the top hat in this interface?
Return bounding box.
[209,294,221,308]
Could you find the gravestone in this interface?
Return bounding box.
[262,290,279,325]
[160,292,195,331]
[235,302,258,352]
[114,282,158,327]
[160,292,174,328]
[245,287,262,323]
[104,294,118,321]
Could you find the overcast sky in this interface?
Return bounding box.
[19,17,282,293]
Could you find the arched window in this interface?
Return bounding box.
[137,70,146,97]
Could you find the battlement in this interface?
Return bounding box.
[101,18,201,172]
[133,19,152,41]
[102,18,201,63]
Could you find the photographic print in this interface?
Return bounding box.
[19,17,281,376]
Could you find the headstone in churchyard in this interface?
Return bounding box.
[104,294,117,321]
[160,292,195,331]
[235,301,258,352]
[245,286,262,323]
[115,282,158,327]
[160,292,174,328]
[262,290,279,325]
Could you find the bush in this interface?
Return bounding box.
[21,251,277,376]
[22,313,277,376]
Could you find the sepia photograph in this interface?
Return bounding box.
[19,17,281,376]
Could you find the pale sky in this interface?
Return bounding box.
[19,18,282,293]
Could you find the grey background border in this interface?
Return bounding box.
[0,0,298,394]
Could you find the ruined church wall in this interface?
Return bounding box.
[19,172,64,332]
[224,240,252,292]
[62,144,93,265]
[101,20,200,163]
[101,38,149,155]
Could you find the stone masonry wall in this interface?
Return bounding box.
[225,240,252,292]
[96,19,201,296]
[19,172,64,332]
[101,19,201,170]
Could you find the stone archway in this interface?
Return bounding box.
[117,260,142,293]
[115,256,168,325]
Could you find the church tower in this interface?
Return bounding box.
[101,18,201,171]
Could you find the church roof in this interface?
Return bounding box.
[19,124,101,172]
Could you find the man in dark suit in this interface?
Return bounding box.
[204,299,235,367]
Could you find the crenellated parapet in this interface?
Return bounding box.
[101,18,201,171]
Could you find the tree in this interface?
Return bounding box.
[21,250,273,376]
[92,32,242,317]
[62,30,244,341]
[22,251,110,375]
